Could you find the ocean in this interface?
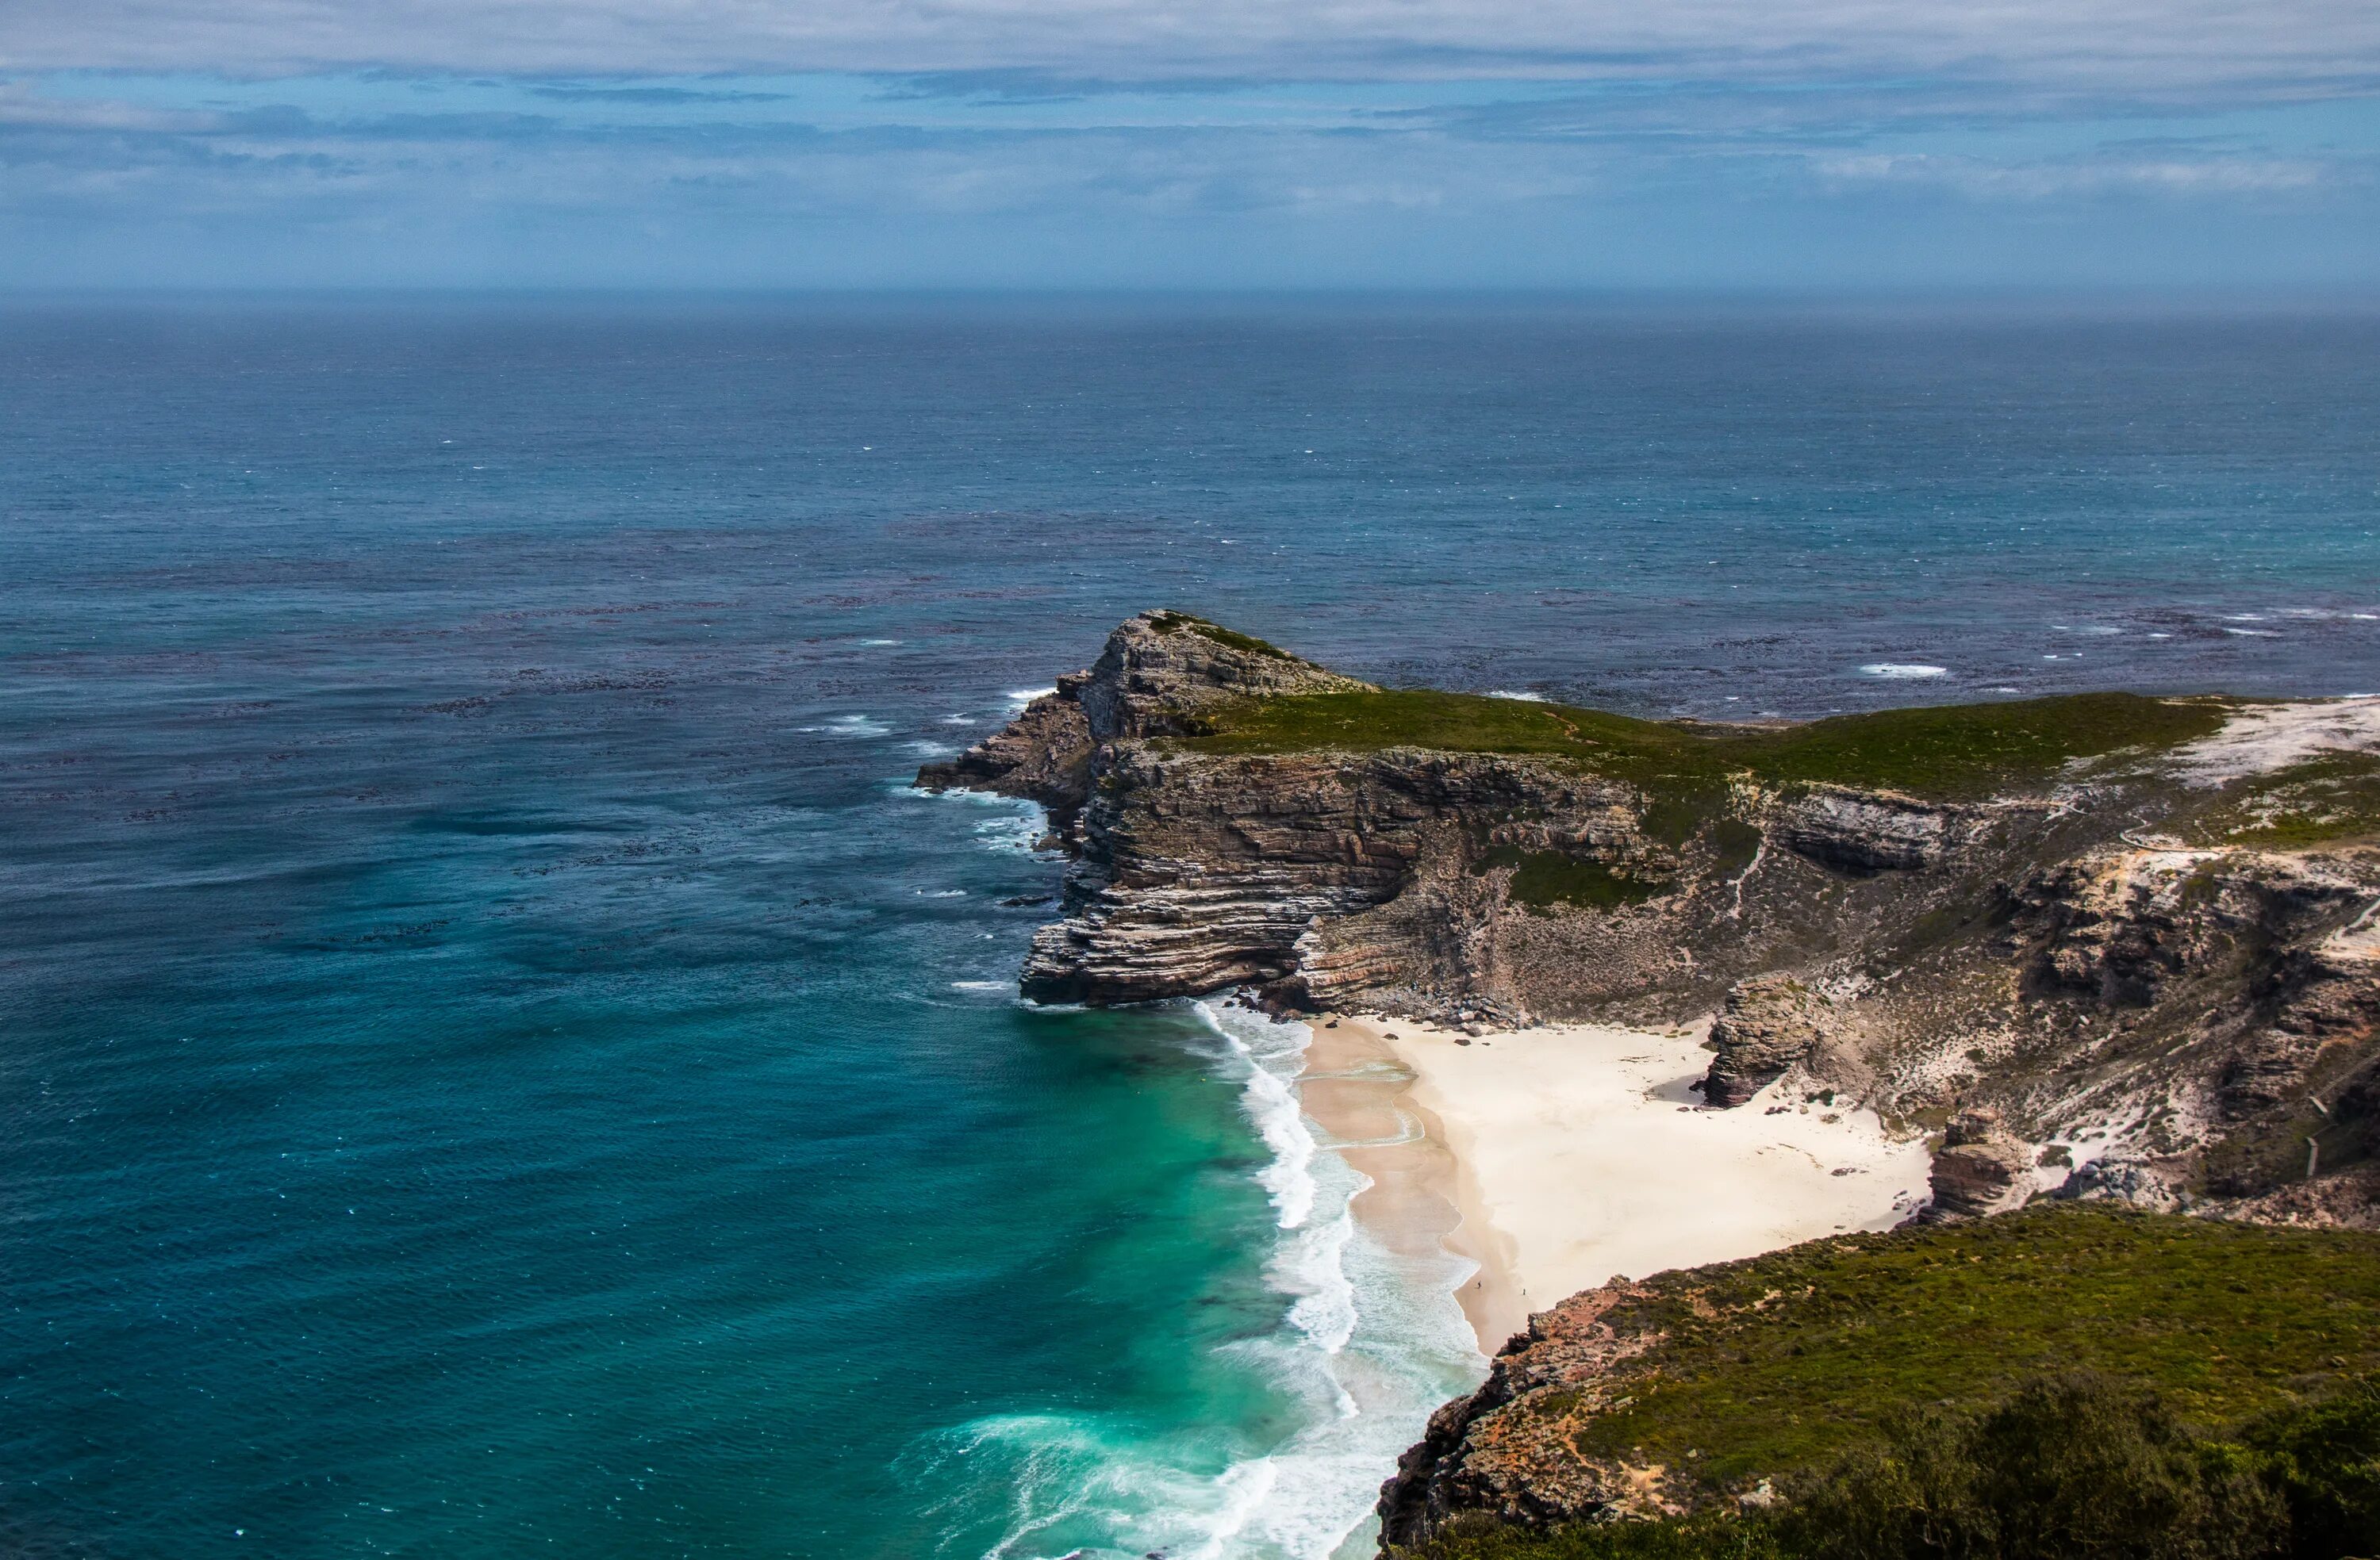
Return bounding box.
[4,296,2377,1560]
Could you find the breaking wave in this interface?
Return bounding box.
[913,997,1483,1560]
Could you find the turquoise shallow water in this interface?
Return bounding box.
[4,297,2378,1559]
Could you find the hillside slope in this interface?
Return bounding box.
[1377,1204,2380,1544]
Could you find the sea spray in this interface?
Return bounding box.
[903,781,1054,856]
[920,997,1481,1560]
[1195,999,1484,1560]
[1217,1002,1322,1233]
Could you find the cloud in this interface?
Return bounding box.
[528,83,796,103]
[4,0,2378,103]
[2,19,2375,294]
[0,78,224,131]
[1811,150,2345,197]
[1,74,2355,238]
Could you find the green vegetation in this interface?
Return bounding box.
[1145,609,1295,661]
[1175,688,2229,801]
[2181,751,2380,849]
[1749,695,2227,799]
[1562,1205,2380,1486]
[1400,1375,2380,1559]
[1641,788,1734,849]
[1707,818,1765,876]
[1398,1207,2380,1560]
[1473,844,1674,910]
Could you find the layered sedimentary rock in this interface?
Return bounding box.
[1018,747,1580,1004]
[1921,1108,2038,1221]
[925,613,2380,1550]
[918,611,1363,839]
[917,672,1099,833]
[1777,784,1983,874]
[1701,975,1831,1106]
[927,614,2380,1232]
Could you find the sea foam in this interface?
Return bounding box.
[800,713,892,738]
[929,995,1482,1560]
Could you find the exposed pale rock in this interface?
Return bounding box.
[2056,1153,2187,1211]
[1075,610,1369,738]
[2166,695,2380,787]
[1777,785,1979,874]
[2021,847,2374,1007]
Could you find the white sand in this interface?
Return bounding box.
[1334,1014,1933,1351]
[2167,696,2380,786]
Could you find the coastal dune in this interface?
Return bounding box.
[1311,1016,1933,1351]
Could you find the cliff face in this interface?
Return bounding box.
[1024,745,1645,1010]
[922,611,2380,1542]
[925,615,2379,1222]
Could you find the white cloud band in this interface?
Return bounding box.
[6,0,2380,93]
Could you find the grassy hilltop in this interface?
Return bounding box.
[1146,612,2380,846]
[1176,685,2228,800]
[1396,1205,2380,1560]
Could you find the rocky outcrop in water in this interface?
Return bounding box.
[917,611,1363,840]
[917,673,1099,833]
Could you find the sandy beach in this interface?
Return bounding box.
[1303,1014,1932,1351]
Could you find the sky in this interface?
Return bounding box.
[2,0,2378,289]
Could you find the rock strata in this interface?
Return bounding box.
[916,674,1097,831]
[1075,609,1368,738]
[1702,975,1831,1106]
[1779,784,1982,874]
[924,614,2380,1551]
[1921,1108,2037,1221]
[930,614,2380,1223]
[916,610,1364,837]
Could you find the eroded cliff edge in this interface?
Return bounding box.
[921,611,2380,1537]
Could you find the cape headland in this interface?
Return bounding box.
[919,611,2380,1552]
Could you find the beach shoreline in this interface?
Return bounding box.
[1293,1018,1520,1359]
[1307,1013,1933,1353]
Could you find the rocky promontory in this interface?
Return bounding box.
[925,611,2380,1221]
[923,611,2380,1547]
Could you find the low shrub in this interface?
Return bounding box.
[1397,1375,2380,1560]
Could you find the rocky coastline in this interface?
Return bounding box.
[919,610,2380,1549]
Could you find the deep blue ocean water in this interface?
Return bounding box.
[5,297,2378,1560]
